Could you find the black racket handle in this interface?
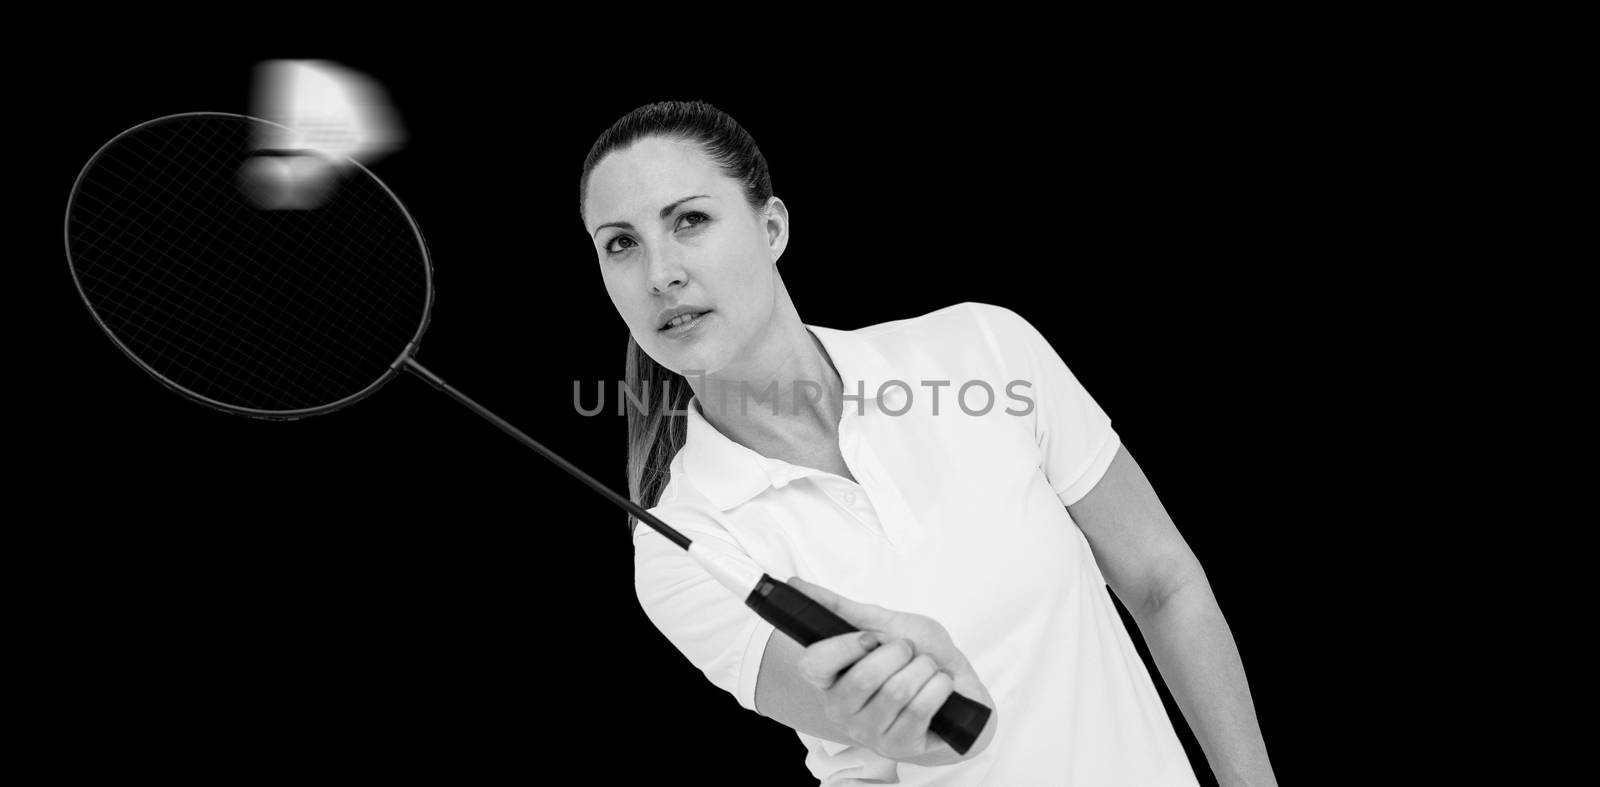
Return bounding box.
[745,574,992,756]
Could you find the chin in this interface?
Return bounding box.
[652,339,721,377]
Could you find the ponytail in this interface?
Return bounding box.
[624,333,692,534]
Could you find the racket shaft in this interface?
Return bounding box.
[745,575,991,755]
[404,362,990,751]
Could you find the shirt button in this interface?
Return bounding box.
[844,491,858,505]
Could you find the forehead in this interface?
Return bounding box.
[585,137,732,228]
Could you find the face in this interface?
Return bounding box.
[583,136,783,376]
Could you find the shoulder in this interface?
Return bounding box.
[823,302,1042,386]
[865,301,1043,376]
[870,301,1038,344]
[851,301,1013,337]
[844,301,1029,355]
[960,301,1060,368]
[957,301,1039,341]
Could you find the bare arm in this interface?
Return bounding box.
[1068,445,1278,787]
[755,631,858,745]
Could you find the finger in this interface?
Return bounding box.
[883,669,955,748]
[787,576,894,629]
[831,637,916,716]
[797,630,884,690]
[863,652,942,739]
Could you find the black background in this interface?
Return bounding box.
[33,41,1420,783]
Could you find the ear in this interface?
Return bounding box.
[763,196,790,264]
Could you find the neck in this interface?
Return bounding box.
[688,298,842,450]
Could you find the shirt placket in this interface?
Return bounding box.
[835,400,926,553]
[762,448,888,547]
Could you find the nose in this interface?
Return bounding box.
[646,246,688,295]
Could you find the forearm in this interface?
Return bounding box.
[1132,580,1277,787]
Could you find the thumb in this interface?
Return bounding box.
[787,576,893,628]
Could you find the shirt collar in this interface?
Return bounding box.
[679,322,899,511]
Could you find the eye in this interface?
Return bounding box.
[604,213,708,256]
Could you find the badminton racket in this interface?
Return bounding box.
[63,111,992,754]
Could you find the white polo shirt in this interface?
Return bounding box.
[633,302,1199,786]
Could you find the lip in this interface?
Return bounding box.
[659,309,712,339]
[656,304,712,330]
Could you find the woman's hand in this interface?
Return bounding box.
[786,576,997,765]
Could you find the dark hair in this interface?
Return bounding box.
[577,100,774,535]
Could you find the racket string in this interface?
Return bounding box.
[68,113,430,414]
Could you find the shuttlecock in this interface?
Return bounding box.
[237,153,339,210]
[239,59,406,210]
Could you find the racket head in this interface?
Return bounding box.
[64,112,434,421]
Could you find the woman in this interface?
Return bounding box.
[579,100,1276,786]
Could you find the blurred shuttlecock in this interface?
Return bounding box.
[240,59,406,209]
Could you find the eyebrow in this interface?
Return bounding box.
[592,194,711,237]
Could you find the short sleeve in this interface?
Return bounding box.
[632,502,775,714]
[971,303,1121,507]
